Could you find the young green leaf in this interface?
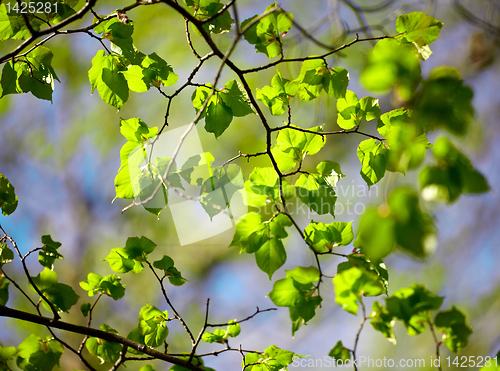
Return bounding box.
[257,72,297,116]
[385,283,443,335]
[0,174,18,216]
[420,137,489,203]
[370,301,396,344]
[357,138,388,187]
[434,307,472,353]
[138,304,169,348]
[333,266,384,315]
[31,268,80,313]
[38,235,63,269]
[396,12,443,47]
[86,324,122,364]
[241,3,293,59]
[0,274,9,306]
[0,243,14,269]
[17,335,64,371]
[295,173,337,217]
[89,50,129,109]
[328,341,351,363]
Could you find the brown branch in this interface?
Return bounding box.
[222,151,268,167]
[241,34,394,74]
[428,319,443,371]
[145,261,195,344]
[207,307,277,327]
[352,300,368,371]
[0,306,206,371]
[0,0,99,64]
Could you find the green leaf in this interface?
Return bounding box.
[126,328,146,355]
[80,273,126,300]
[153,255,174,270]
[370,301,396,344]
[230,212,263,250]
[361,38,421,101]
[434,307,472,353]
[324,67,349,98]
[141,52,178,87]
[0,343,16,369]
[385,283,443,335]
[138,304,169,348]
[16,334,64,371]
[0,274,9,306]
[264,345,306,368]
[0,243,14,269]
[120,117,158,143]
[225,319,241,338]
[31,268,79,313]
[242,167,292,207]
[241,3,293,59]
[295,173,336,216]
[377,108,410,136]
[289,295,322,336]
[316,161,345,188]
[420,137,489,203]
[201,329,226,344]
[105,248,143,274]
[328,341,351,363]
[256,72,297,116]
[338,255,389,295]
[396,12,443,46]
[272,126,325,172]
[125,236,157,258]
[359,96,381,121]
[179,152,215,186]
[269,271,321,335]
[199,164,244,220]
[333,266,384,315]
[255,237,287,279]
[293,58,349,101]
[38,235,63,269]
[414,67,473,135]
[294,58,328,101]
[285,266,320,285]
[184,0,234,35]
[80,303,91,317]
[0,173,18,216]
[336,90,361,129]
[357,138,388,187]
[268,277,304,307]
[140,365,157,371]
[205,95,233,138]
[121,65,149,93]
[355,188,435,259]
[86,324,122,364]
[304,221,354,252]
[0,62,18,97]
[385,119,430,174]
[192,81,252,138]
[220,80,254,117]
[0,46,58,101]
[354,206,395,260]
[388,187,436,257]
[88,50,129,109]
[153,255,187,286]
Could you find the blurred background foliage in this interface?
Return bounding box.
[0,0,499,370]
